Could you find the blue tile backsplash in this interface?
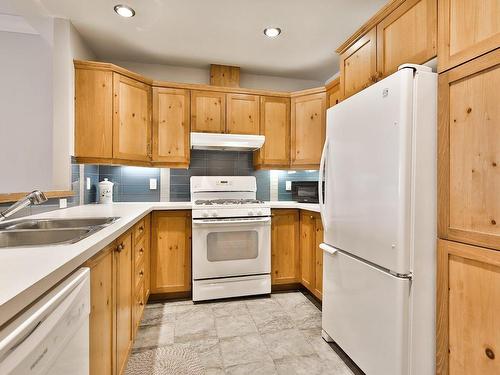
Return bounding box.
[170,150,270,202]
[83,165,161,204]
[276,170,319,201]
[169,150,317,202]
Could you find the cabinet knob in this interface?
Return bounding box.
[139,226,144,232]
[485,348,495,360]
[139,271,144,277]
[116,243,124,252]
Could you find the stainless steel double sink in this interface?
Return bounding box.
[0,217,120,248]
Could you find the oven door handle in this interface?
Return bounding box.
[193,217,271,225]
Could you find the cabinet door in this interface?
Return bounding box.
[313,215,324,300]
[143,214,151,299]
[326,79,341,108]
[151,211,192,294]
[152,87,190,166]
[115,231,133,375]
[340,27,377,99]
[226,93,259,135]
[437,239,500,375]
[438,0,500,72]
[75,68,113,159]
[85,245,115,375]
[271,209,300,285]
[191,90,225,133]
[291,93,326,168]
[438,50,500,250]
[300,211,316,291]
[254,96,290,168]
[377,0,437,77]
[113,74,152,161]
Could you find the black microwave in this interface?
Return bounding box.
[291,181,323,203]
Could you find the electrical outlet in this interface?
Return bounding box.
[86,177,91,190]
[59,198,67,209]
[149,178,157,190]
[285,180,292,191]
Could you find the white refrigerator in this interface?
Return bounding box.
[319,64,437,375]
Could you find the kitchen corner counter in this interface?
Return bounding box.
[0,202,191,327]
[0,200,320,327]
[268,201,320,213]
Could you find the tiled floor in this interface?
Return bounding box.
[127,291,356,375]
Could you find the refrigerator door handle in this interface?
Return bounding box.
[319,137,329,228]
[320,243,337,255]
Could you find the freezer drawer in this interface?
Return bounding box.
[322,245,410,375]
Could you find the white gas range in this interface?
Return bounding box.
[190,176,271,302]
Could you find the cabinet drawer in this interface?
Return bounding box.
[134,279,145,327]
[134,217,146,242]
[134,237,146,266]
[135,259,146,289]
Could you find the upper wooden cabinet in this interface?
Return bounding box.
[226,93,260,135]
[377,0,437,76]
[151,211,192,294]
[340,27,378,99]
[325,78,341,108]
[437,239,500,375]
[291,91,326,168]
[337,0,438,98]
[152,87,190,167]
[271,209,300,285]
[438,0,500,72]
[75,68,113,159]
[113,74,152,162]
[191,90,225,133]
[254,96,290,168]
[438,49,500,251]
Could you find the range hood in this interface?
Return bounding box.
[190,132,265,151]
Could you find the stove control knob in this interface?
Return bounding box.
[256,210,263,216]
[248,210,255,216]
[202,210,209,218]
[211,211,218,217]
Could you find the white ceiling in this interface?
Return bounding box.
[38,0,386,81]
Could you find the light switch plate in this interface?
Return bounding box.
[86,177,91,190]
[150,178,157,190]
[59,198,67,209]
[285,180,292,191]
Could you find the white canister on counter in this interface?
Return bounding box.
[99,178,114,204]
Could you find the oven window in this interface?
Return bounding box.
[207,231,259,261]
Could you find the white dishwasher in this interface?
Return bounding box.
[0,268,90,375]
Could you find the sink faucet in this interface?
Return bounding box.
[0,190,48,222]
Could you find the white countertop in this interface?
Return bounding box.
[0,201,319,326]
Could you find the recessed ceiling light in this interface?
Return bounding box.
[264,27,281,38]
[114,4,135,18]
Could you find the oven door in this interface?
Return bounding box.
[192,217,271,280]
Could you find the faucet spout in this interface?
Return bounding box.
[0,190,48,222]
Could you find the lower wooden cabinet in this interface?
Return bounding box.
[85,215,151,375]
[299,211,324,299]
[151,211,192,294]
[133,214,150,330]
[437,239,500,375]
[86,244,115,375]
[271,209,300,285]
[115,230,133,375]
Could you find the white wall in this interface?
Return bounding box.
[52,18,95,190]
[109,60,323,91]
[0,30,54,193]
